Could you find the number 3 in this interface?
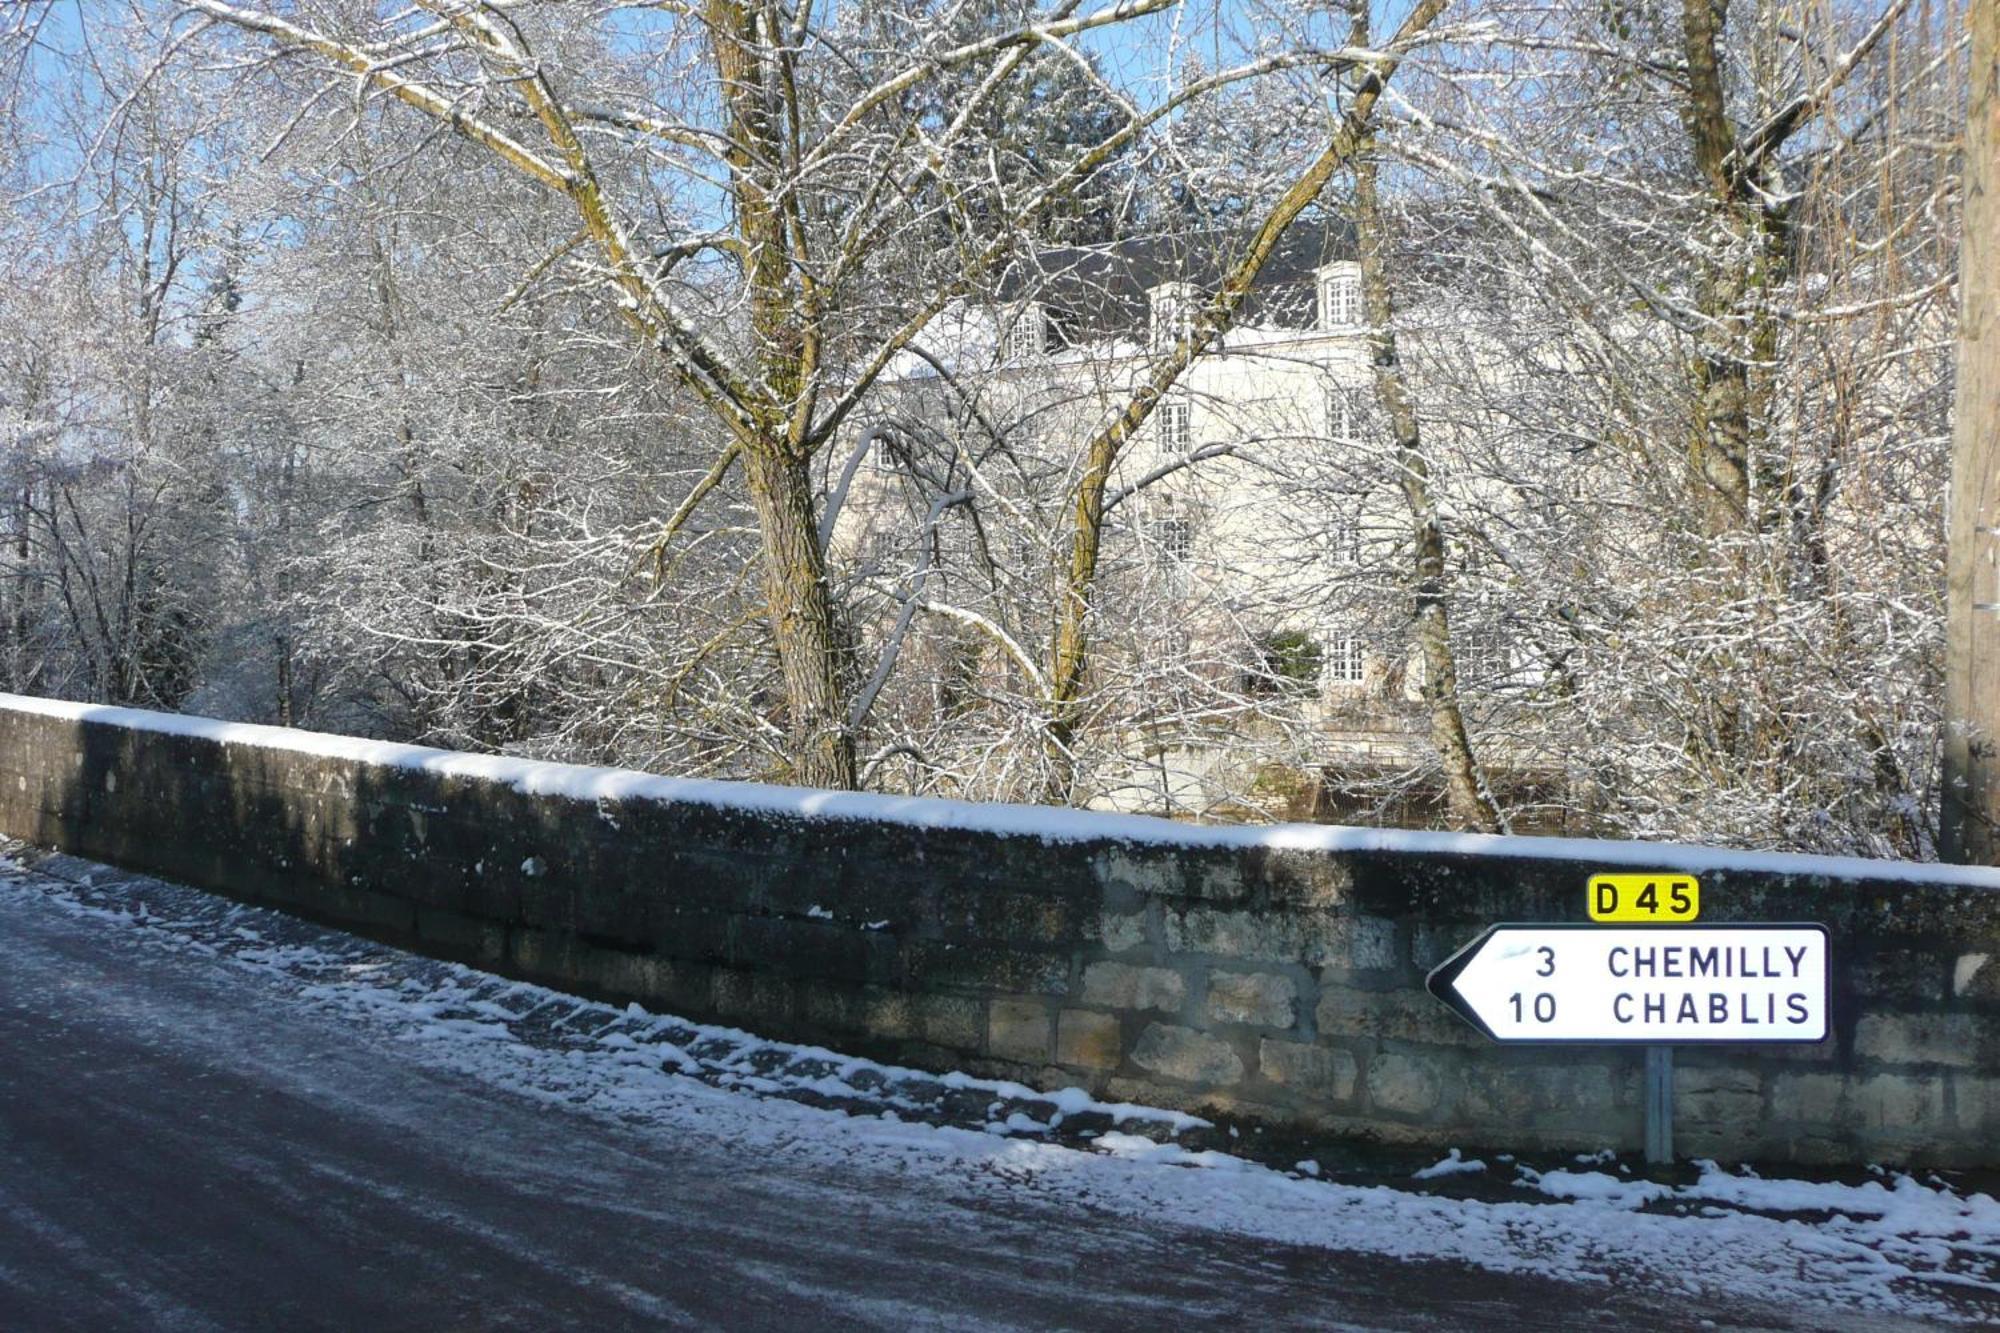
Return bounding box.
[1536,946,1555,977]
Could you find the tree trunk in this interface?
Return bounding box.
[1680,0,1787,539]
[1043,435,1113,796]
[741,440,856,788]
[1353,142,1504,834]
[10,484,33,693]
[708,0,856,790]
[1944,0,2000,863]
[275,632,294,727]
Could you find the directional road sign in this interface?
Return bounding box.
[1427,924,1829,1044]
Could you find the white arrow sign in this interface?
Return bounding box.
[1427,924,1830,1044]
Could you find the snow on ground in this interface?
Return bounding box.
[12,691,2000,886]
[3,845,1998,1326]
[1412,1149,1488,1181]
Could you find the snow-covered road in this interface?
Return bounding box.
[0,847,1993,1331]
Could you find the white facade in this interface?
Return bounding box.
[834,243,1545,816]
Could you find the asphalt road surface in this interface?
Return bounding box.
[0,863,1948,1332]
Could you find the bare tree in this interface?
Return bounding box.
[1334,0,1967,851]
[183,0,1342,789]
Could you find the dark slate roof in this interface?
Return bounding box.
[995,220,1357,339]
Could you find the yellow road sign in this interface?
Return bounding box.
[1588,873,1700,923]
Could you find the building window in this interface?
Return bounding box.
[1331,512,1365,564]
[1327,385,1361,443]
[1319,265,1361,329]
[863,527,898,570]
[1150,281,1195,349]
[1012,529,1045,580]
[1007,302,1044,361]
[1322,634,1365,684]
[1455,631,1507,685]
[1157,397,1191,452]
[868,430,901,474]
[1146,500,1196,565]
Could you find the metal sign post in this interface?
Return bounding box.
[1644,1045,1673,1166]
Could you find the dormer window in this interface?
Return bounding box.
[1318,263,1361,330]
[1006,302,1045,361]
[1149,281,1195,349]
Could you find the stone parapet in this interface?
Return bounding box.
[3,694,1998,1165]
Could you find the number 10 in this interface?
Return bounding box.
[1510,992,1556,1023]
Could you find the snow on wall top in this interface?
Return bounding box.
[9,692,2000,890]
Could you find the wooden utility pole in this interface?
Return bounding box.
[1944,0,2000,863]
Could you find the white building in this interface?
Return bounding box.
[833,225,1562,824]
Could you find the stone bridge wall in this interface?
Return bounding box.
[3,694,1998,1165]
